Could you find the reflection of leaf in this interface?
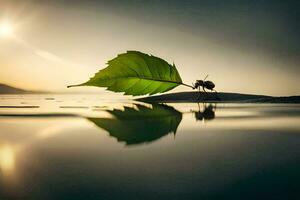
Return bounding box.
[68,51,191,96]
[88,104,182,146]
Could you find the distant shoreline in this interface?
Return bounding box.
[0,83,48,94]
[138,91,300,103]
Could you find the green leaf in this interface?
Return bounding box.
[68,51,189,96]
[87,103,182,146]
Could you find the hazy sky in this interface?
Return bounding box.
[0,0,299,95]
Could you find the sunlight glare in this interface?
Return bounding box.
[0,145,15,174]
[0,21,14,37]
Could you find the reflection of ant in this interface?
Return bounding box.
[194,103,216,121]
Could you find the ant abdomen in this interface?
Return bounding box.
[203,81,215,90]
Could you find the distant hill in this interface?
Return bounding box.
[138,91,300,103]
[0,84,28,94]
[0,83,45,94]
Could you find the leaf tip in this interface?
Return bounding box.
[67,84,82,88]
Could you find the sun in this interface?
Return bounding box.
[0,21,14,37]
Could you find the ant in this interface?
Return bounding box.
[192,75,217,93]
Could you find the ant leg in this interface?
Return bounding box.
[202,87,208,102]
[213,89,219,100]
[197,87,201,101]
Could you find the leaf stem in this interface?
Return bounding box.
[181,83,194,89]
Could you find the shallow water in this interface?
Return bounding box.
[0,94,299,199]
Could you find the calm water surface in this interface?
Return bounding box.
[0,94,299,199]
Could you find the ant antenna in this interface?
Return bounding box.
[204,74,209,81]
